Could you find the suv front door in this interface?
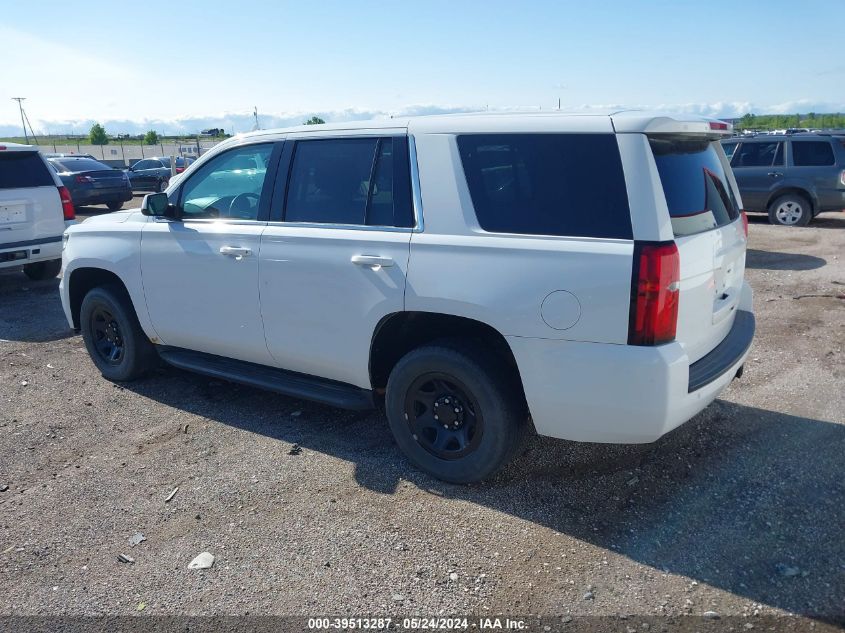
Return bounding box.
[259,134,415,388]
[140,142,280,364]
[730,140,784,210]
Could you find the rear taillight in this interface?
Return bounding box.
[628,242,680,346]
[75,174,94,184]
[175,166,185,173]
[741,210,749,237]
[58,186,75,220]
[840,170,845,186]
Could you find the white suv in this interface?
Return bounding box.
[1,143,75,279]
[60,113,754,483]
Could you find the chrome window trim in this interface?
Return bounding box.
[264,221,414,233]
[408,134,424,233]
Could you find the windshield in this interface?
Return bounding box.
[649,137,739,237]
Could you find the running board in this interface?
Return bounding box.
[157,347,375,410]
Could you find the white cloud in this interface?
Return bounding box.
[4,100,845,138]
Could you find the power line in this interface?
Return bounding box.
[11,97,28,143]
[10,97,38,145]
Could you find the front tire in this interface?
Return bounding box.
[768,193,811,226]
[23,259,61,281]
[106,201,124,211]
[385,342,526,484]
[80,285,156,381]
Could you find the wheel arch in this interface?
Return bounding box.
[67,267,135,330]
[369,311,526,403]
[766,186,817,215]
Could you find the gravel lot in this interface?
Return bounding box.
[1,205,843,628]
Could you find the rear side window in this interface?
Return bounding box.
[0,152,54,189]
[792,141,835,167]
[721,141,738,160]
[456,134,632,239]
[731,141,783,167]
[649,137,739,237]
[284,137,413,227]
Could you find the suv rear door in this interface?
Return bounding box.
[0,148,65,249]
[258,133,414,388]
[649,136,747,364]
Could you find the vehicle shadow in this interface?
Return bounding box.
[745,249,827,271]
[747,212,845,230]
[126,368,845,622]
[0,271,73,342]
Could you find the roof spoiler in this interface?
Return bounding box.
[612,115,733,137]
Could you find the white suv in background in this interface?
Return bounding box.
[60,112,754,483]
[1,143,76,280]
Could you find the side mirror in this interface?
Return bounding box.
[141,192,179,219]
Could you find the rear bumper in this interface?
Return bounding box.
[508,288,755,444]
[688,310,755,391]
[0,235,63,269]
[72,188,133,205]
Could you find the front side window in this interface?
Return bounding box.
[731,141,782,168]
[133,160,156,170]
[457,133,632,239]
[179,144,273,220]
[721,141,738,160]
[792,141,835,167]
[283,137,412,227]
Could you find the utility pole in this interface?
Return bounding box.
[11,97,28,143]
[253,106,261,131]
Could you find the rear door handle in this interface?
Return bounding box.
[351,255,394,268]
[767,172,782,178]
[219,246,252,259]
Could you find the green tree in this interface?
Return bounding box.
[89,123,108,145]
[143,130,160,145]
[304,116,325,125]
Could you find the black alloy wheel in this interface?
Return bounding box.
[404,373,484,460]
[90,306,124,364]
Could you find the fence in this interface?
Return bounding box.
[30,139,223,167]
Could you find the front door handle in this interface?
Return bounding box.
[767,172,783,178]
[219,246,252,259]
[351,254,394,268]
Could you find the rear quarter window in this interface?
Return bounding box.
[456,133,632,239]
[0,152,54,189]
[649,137,739,238]
[791,141,835,167]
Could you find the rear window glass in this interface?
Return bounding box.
[0,152,54,189]
[791,141,835,167]
[456,134,632,239]
[50,158,112,172]
[649,137,740,238]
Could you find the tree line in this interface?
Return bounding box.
[737,112,845,130]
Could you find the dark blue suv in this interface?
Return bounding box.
[722,134,845,226]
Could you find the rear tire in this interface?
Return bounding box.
[385,341,526,484]
[157,178,169,193]
[768,193,811,226]
[106,201,123,211]
[80,284,156,381]
[23,259,61,281]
